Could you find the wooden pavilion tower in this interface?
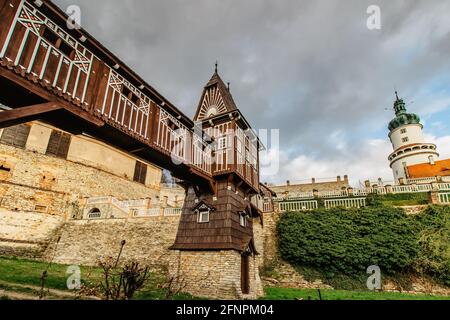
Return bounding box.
[170,66,264,298]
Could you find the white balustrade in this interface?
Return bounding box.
[164,208,182,216]
[318,190,348,198]
[324,198,366,209]
[439,193,450,204]
[278,200,318,212]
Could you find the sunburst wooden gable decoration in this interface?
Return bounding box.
[197,86,227,120]
[194,70,238,121]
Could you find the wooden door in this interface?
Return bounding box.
[241,254,250,294]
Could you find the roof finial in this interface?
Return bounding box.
[227,82,230,91]
[215,61,218,74]
[395,90,399,100]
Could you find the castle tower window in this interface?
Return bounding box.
[133,161,147,185]
[402,137,409,143]
[0,124,31,149]
[46,130,71,159]
[400,128,407,134]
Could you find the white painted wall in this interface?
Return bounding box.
[389,124,424,151]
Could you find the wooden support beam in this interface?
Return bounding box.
[0,102,62,128]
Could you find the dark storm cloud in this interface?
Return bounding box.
[54,0,450,183]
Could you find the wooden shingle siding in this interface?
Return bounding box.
[0,124,30,149]
[133,161,147,185]
[171,178,256,252]
[46,130,71,159]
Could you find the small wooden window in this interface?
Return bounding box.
[46,130,71,159]
[218,137,227,150]
[121,85,140,105]
[133,161,147,184]
[122,85,131,97]
[168,119,179,131]
[41,27,75,59]
[239,213,248,227]
[0,124,30,149]
[198,210,210,223]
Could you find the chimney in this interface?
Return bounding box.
[286,180,290,186]
[337,176,341,182]
[312,178,316,184]
[344,175,349,184]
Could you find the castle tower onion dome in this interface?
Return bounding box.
[388,93,421,131]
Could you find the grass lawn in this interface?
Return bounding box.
[0,256,102,291]
[0,256,196,300]
[262,287,450,300]
[2,256,449,300]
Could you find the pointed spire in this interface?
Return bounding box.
[393,90,407,116]
[227,82,230,91]
[215,61,218,74]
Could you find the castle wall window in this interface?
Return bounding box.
[46,130,71,159]
[0,124,31,149]
[88,208,101,219]
[402,137,409,143]
[133,161,147,184]
[400,128,407,134]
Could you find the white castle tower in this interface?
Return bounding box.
[388,92,439,183]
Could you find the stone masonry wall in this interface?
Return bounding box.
[0,144,161,216]
[44,216,181,266]
[169,250,263,300]
[0,209,65,258]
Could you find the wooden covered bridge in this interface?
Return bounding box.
[0,0,262,193]
[0,0,275,298]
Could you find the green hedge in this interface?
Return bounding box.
[277,205,450,286]
[415,206,450,285]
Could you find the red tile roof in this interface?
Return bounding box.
[407,159,450,178]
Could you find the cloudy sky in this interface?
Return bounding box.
[55,0,450,186]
